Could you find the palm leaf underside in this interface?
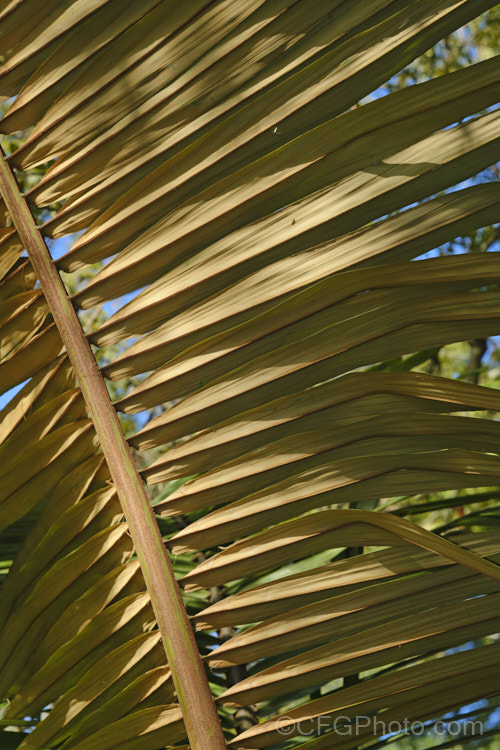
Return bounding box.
[1,1,500,748]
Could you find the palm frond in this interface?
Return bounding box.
[1,1,500,748]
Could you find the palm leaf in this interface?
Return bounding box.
[1,1,500,748]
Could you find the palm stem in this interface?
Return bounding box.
[0,148,227,750]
